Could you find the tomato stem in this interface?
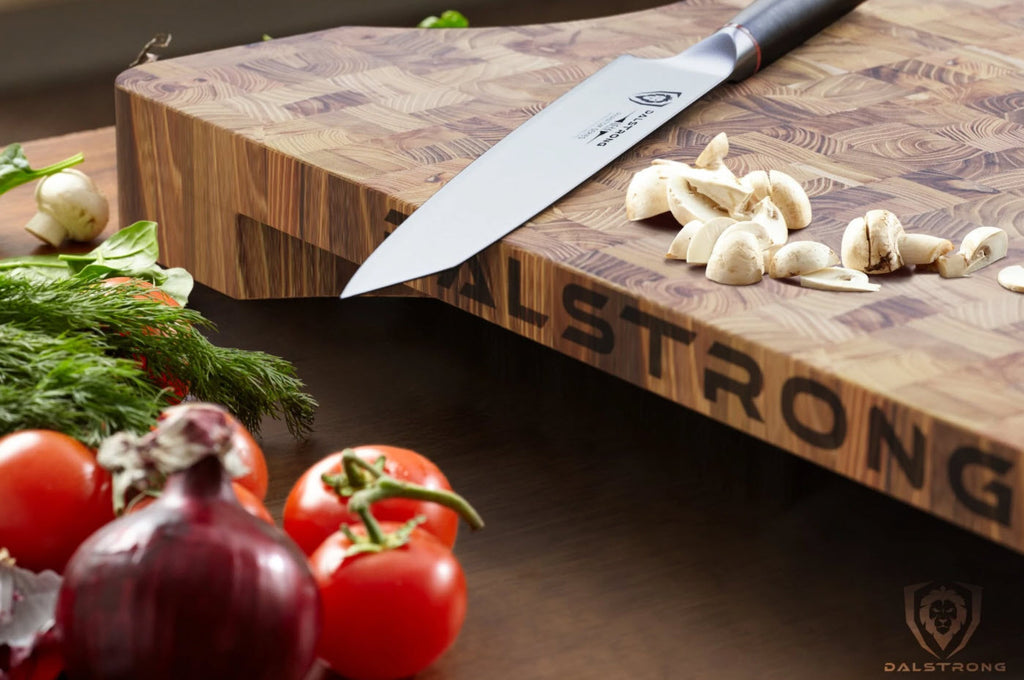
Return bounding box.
[351,505,387,545]
[321,450,386,498]
[348,477,484,531]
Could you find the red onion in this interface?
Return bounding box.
[54,404,320,680]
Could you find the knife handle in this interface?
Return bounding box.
[724,0,866,80]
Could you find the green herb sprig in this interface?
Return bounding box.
[0,324,166,445]
[0,274,317,444]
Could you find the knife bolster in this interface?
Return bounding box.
[719,24,760,81]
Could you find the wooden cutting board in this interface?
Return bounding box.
[115,0,1024,553]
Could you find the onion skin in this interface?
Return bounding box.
[55,456,321,680]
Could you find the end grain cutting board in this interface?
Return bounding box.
[115,0,1024,553]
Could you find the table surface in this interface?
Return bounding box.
[5,128,1024,679]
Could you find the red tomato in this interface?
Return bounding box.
[283,446,458,555]
[100,276,179,307]
[0,431,115,573]
[127,481,274,524]
[309,523,467,680]
[225,415,269,500]
[99,276,187,402]
[157,410,268,500]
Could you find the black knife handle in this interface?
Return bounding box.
[725,0,866,80]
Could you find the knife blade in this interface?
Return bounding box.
[341,0,865,298]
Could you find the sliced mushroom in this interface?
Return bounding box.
[695,132,729,170]
[741,170,771,207]
[665,173,725,225]
[722,220,773,251]
[768,241,839,279]
[686,216,738,265]
[934,226,1009,278]
[935,252,970,278]
[658,162,748,214]
[666,219,704,260]
[841,209,904,274]
[748,196,788,246]
[768,170,812,230]
[997,264,1024,293]
[800,267,881,292]
[899,233,953,266]
[961,225,1008,274]
[625,166,669,220]
[762,243,784,273]
[706,231,765,285]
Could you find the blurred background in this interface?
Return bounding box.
[0,0,665,143]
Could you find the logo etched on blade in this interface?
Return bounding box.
[629,91,682,107]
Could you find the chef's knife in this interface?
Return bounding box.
[341,0,865,298]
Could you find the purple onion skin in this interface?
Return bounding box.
[55,456,321,680]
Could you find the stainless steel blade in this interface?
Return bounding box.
[340,31,740,298]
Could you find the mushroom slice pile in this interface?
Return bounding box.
[629,132,819,288]
[627,131,1021,295]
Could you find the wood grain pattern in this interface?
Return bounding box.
[115,0,1024,553]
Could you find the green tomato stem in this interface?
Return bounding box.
[348,477,485,531]
[321,449,385,498]
[353,503,387,545]
[342,449,384,483]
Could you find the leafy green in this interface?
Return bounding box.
[0,143,84,197]
[0,273,318,443]
[0,324,166,446]
[0,221,194,305]
[418,10,469,27]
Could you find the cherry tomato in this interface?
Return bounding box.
[0,431,115,573]
[157,410,268,500]
[224,414,269,500]
[127,481,274,524]
[99,277,187,402]
[100,276,179,307]
[283,446,458,555]
[309,523,467,680]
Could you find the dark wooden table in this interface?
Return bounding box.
[5,129,1024,679]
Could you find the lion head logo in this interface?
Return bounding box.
[904,582,982,659]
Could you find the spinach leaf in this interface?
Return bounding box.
[60,220,160,274]
[0,221,194,305]
[0,254,68,282]
[0,143,84,196]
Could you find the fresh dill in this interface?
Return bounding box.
[0,274,317,444]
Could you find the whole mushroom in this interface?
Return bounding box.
[24,168,109,247]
